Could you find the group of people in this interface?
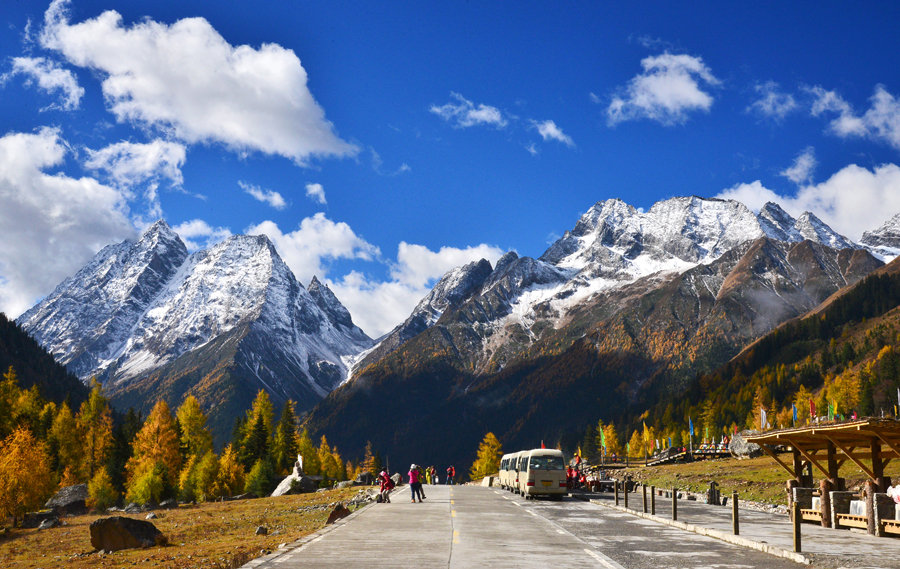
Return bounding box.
[376,464,458,504]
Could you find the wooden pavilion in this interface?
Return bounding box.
[746,418,900,536]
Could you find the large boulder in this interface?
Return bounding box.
[729,431,762,458]
[271,474,319,497]
[391,473,402,487]
[45,484,88,516]
[355,472,376,485]
[89,517,168,551]
[23,510,59,529]
[325,504,351,525]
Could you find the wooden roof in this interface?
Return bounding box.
[745,418,900,482]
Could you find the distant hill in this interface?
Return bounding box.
[0,312,88,406]
[643,256,900,438]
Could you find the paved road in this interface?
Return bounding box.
[245,484,804,568]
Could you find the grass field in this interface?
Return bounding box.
[615,452,900,505]
[0,487,364,569]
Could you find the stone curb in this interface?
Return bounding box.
[239,495,380,568]
[587,498,811,565]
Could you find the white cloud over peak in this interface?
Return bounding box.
[330,241,505,337]
[85,139,186,188]
[607,52,720,126]
[0,127,135,317]
[247,214,380,286]
[430,92,507,128]
[239,181,287,210]
[7,56,83,110]
[247,215,504,336]
[747,81,797,121]
[40,0,356,165]
[172,218,232,251]
[532,120,574,146]
[810,85,900,151]
[780,147,816,185]
[716,162,900,240]
[305,182,327,205]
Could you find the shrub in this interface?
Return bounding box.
[244,458,274,497]
[87,467,119,511]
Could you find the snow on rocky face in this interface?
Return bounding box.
[860,212,900,261]
[19,222,372,399]
[352,196,875,381]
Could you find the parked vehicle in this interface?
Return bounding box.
[516,449,567,500]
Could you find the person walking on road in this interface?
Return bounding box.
[446,465,455,485]
[408,464,423,502]
[417,465,427,499]
[430,465,437,485]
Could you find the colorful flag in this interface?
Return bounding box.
[760,407,767,430]
[600,429,606,448]
[704,425,708,442]
[668,436,672,448]
[810,399,816,418]
[828,403,833,421]
[689,416,694,436]
[541,440,546,449]
[792,403,798,426]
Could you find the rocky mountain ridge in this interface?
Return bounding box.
[19,221,372,443]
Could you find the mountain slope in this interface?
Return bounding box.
[0,312,88,406]
[305,196,881,469]
[19,222,372,445]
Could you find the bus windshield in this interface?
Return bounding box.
[529,455,565,470]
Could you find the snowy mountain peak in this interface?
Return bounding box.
[757,202,803,242]
[860,211,900,261]
[308,276,355,330]
[795,211,855,250]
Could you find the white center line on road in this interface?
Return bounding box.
[583,548,626,569]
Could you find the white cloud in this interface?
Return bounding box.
[84,139,186,187]
[239,181,287,210]
[532,119,574,147]
[305,182,326,205]
[430,92,507,128]
[747,81,797,121]
[780,147,816,185]
[0,127,134,317]
[7,56,83,110]
[246,214,380,286]
[716,162,900,240]
[810,85,900,151]
[172,219,232,251]
[40,0,356,164]
[248,215,504,337]
[329,242,505,337]
[607,52,720,126]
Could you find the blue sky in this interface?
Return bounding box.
[2,1,900,337]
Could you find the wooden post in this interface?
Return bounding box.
[792,501,802,553]
[642,484,647,513]
[624,481,629,509]
[672,487,678,521]
[819,478,833,528]
[732,492,739,535]
[614,480,619,506]
[865,479,877,536]
[650,485,656,515]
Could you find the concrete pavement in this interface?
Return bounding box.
[587,487,900,568]
[241,483,858,568]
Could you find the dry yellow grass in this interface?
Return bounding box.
[0,487,364,569]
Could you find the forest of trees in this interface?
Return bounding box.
[0,366,381,527]
[564,271,900,462]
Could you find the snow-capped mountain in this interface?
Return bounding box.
[306,196,884,465]
[19,221,372,442]
[349,196,866,380]
[861,212,900,260]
